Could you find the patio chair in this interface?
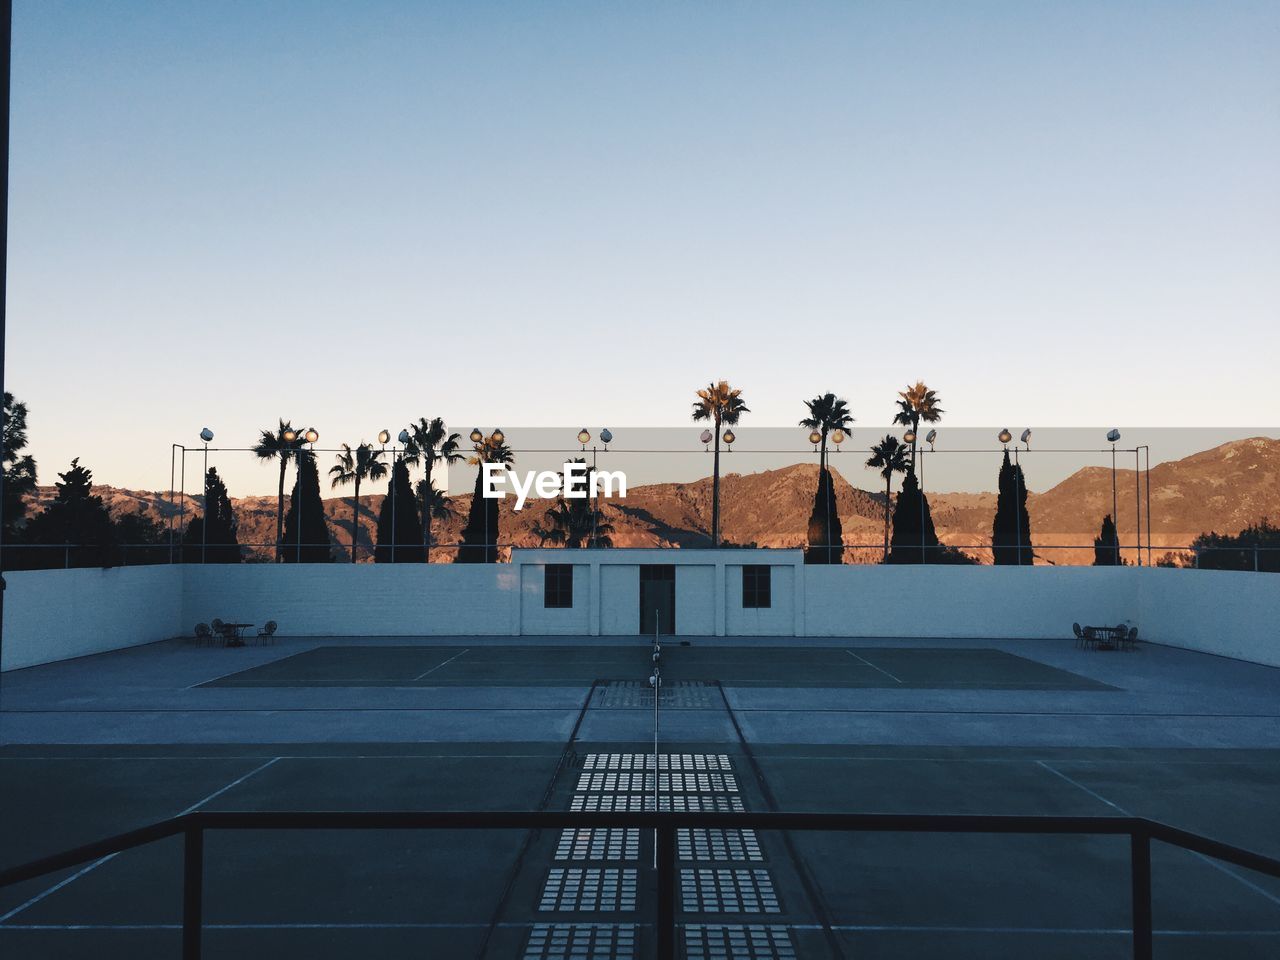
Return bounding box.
[210,618,229,646]
[1072,622,1085,648]
[256,620,278,645]
[194,623,213,647]
[1125,626,1139,651]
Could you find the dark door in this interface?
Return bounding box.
[639,565,676,636]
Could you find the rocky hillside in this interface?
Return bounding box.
[21,438,1280,564]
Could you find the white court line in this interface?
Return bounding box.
[413,649,472,681]
[845,649,902,683]
[829,924,1280,936]
[0,757,281,924]
[1036,760,1280,909]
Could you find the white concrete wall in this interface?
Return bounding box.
[675,565,716,636]
[600,565,639,635]
[804,565,1137,639]
[1138,568,1280,668]
[726,565,797,636]
[181,564,519,637]
[1,566,182,671]
[5,557,1279,671]
[519,562,591,635]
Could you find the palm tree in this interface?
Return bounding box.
[532,461,617,548]
[328,443,388,563]
[892,381,944,472]
[415,481,455,563]
[800,393,854,473]
[403,417,464,561]
[866,434,910,561]
[253,419,305,561]
[691,380,749,547]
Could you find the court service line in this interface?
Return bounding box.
[845,649,902,683]
[1036,760,1280,909]
[413,648,472,681]
[0,757,281,925]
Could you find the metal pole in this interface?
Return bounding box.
[1130,829,1153,960]
[182,823,204,960]
[1111,442,1119,565]
[390,445,396,564]
[179,446,186,563]
[168,444,177,563]
[1134,449,1142,565]
[1144,446,1152,567]
[201,442,208,564]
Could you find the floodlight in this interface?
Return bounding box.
[1021,428,1032,447]
[1107,428,1121,443]
[831,428,845,445]
[491,428,505,444]
[600,428,613,445]
[722,429,736,446]
[577,428,591,445]
[378,429,391,445]
[998,428,1012,445]
[470,428,484,443]
[283,428,297,442]
[304,428,319,444]
[808,430,822,446]
[199,427,214,442]
[398,429,411,444]
[903,429,916,444]
[699,429,713,444]
[925,429,937,445]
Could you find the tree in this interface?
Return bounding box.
[992,450,1032,565]
[2,392,38,545]
[403,417,464,562]
[282,451,332,562]
[1189,519,1280,572]
[253,419,306,561]
[114,508,170,566]
[803,467,844,564]
[182,468,240,563]
[416,480,454,563]
[374,459,425,563]
[799,393,854,565]
[1093,514,1122,566]
[887,468,941,564]
[22,459,117,567]
[457,431,513,563]
[531,460,616,549]
[691,381,749,547]
[329,443,388,563]
[799,393,854,474]
[866,434,910,561]
[892,381,944,471]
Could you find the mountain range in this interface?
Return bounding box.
[23,437,1280,565]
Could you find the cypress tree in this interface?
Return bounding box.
[22,458,117,567]
[887,468,940,564]
[804,467,844,564]
[281,451,333,563]
[182,468,240,563]
[1093,514,1122,566]
[375,460,425,563]
[457,467,500,563]
[992,451,1033,565]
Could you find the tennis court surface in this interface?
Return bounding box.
[2,635,1279,958]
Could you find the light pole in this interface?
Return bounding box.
[199,427,214,564]
[297,428,318,563]
[1107,428,1121,565]
[378,429,392,563]
[999,429,1019,565]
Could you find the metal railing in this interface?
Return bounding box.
[3,540,1280,570]
[2,810,1279,959]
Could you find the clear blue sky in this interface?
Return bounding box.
[7,1,1278,495]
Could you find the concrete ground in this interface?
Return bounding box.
[1,634,1279,958]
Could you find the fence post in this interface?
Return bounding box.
[656,822,675,959]
[1131,828,1153,960]
[183,822,204,960]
